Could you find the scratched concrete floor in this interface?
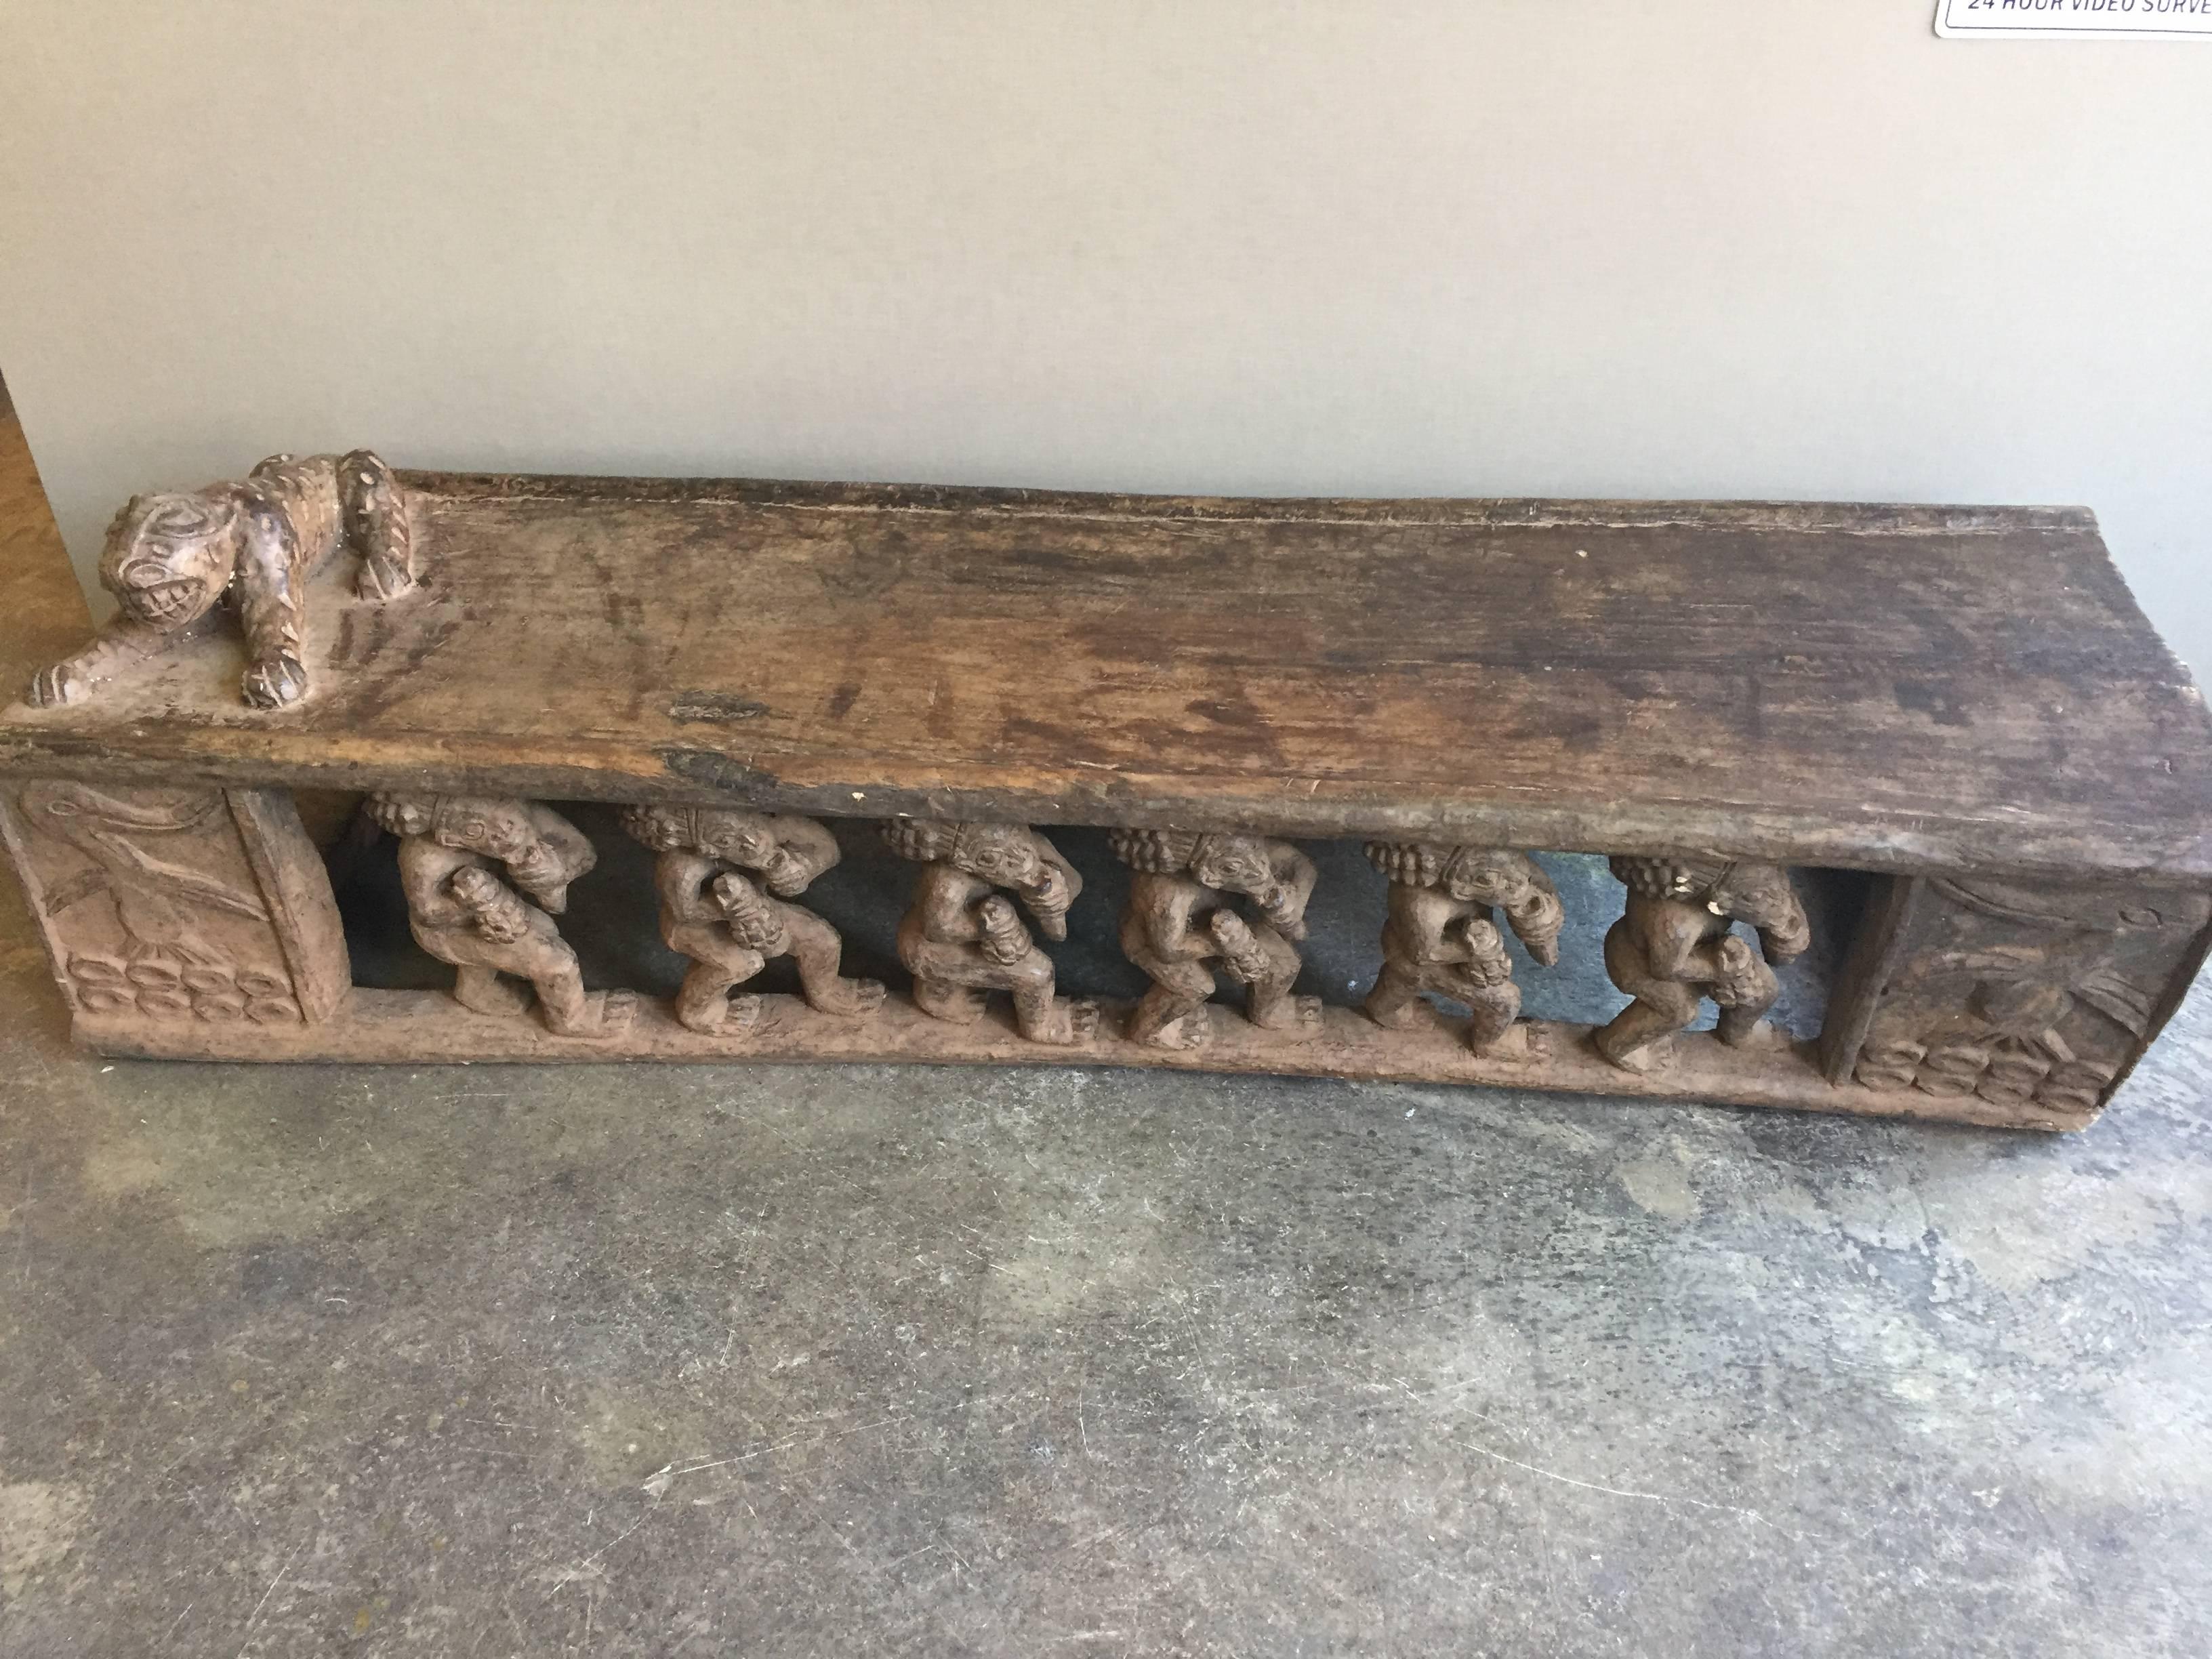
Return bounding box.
[4,399,2212,1656]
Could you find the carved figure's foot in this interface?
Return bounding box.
[550,989,637,1039]
[241,653,308,709]
[1025,997,1101,1047]
[1133,1006,1212,1050]
[912,978,987,1025]
[26,662,89,708]
[356,560,418,603]
[816,977,887,1019]
[1364,995,1420,1031]
[1474,1021,1551,1065]
[1718,1017,1790,1053]
[1595,1029,1675,1074]
[672,995,760,1035]
[1253,994,1324,1034]
[453,972,532,1019]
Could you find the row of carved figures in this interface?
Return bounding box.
[361,794,1812,1073]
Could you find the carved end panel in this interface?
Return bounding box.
[1822,874,2212,1122]
[0,782,349,1031]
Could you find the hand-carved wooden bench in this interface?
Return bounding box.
[3,457,2207,1131]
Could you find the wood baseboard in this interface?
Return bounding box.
[73,987,2091,1132]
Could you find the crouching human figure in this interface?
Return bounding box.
[621,804,884,1035]
[1109,830,1322,1049]
[367,792,632,1038]
[1363,843,1563,1058]
[1595,855,1809,1072]
[883,819,1098,1046]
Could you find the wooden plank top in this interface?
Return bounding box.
[4,472,2209,882]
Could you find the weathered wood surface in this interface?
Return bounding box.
[68,988,2095,1132]
[4,476,2209,884]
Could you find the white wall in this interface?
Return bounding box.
[3,2,2207,670]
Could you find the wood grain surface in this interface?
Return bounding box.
[5,474,2208,882]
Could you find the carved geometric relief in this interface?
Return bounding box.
[0,781,349,1025]
[1835,875,2211,1116]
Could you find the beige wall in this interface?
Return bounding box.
[3,2,2208,670]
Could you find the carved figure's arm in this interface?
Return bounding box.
[712,871,792,954]
[231,484,312,708]
[758,815,840,897]
[1448,916,1513,989]
[977,896,1033,964]
[654,850,724,922]
[340,450,417,601]
[26,619,172,708]
[1021,833,1084,941]
[917,866,986,945]
[512,805,597,912]
[450,865,535,944]
[1639,900,1730,984]
[1396,888,1471,966]
[1209,910,1271,983]
[398,841,480,931]
[1738,873,1811,965]
[1262,842,1319,939]
[1135,876,1216,962]
[1497,856,1565,966]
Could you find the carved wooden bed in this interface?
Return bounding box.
[3,453,2207,1131]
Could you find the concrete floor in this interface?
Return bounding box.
[3,398,2212,1656]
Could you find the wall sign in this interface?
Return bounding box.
[1936,0,2212,36]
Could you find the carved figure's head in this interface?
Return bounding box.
[1109,828,1276,897]
[1367,841,1538,901]
[692,809,779,866]
[950,823,1042,887]
[1369,842,1563,963]
[98,492,240,629]
[427,796,536,861]
[882,819,1043,887]
[628,803,777,865]
[1189,834,1276,899]
[368,791,535,861]
[1439,849,1525,906]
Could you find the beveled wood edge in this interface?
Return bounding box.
[73,987,2095,1133]
[396,469,2100,536]
[2,737,2205,886]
